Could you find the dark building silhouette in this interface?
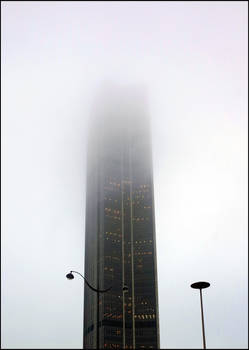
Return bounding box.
[84,86,160,349]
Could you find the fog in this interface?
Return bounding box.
[2,1,248,349]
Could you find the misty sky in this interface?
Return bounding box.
[1,1,248,349]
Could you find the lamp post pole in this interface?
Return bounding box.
[122,285,128,349]
[66,270,112,349]
[190,281,210,349]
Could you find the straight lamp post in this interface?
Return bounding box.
[191,281,210,349]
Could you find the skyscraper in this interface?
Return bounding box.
[84,86,160,349]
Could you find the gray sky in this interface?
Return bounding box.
[1,1,248,349]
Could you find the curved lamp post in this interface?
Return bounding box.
[191,281,210,349]
[66,270,128,349]
[66,270,112,349]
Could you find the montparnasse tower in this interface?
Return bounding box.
[83,84,160,349]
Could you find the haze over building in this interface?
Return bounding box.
[84,85,160,349]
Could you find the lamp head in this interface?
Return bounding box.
[191,281,210,290]
[123,285,128,292]
[66,272,74,280]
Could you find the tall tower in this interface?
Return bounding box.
[84,85,160,349]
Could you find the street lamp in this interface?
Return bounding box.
[66,270,112,349]
[191,281,210,349]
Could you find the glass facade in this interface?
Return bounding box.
[84,91,160,349]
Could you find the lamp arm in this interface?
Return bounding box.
[70,270,112,293]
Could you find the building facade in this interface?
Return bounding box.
[84,87,160,349]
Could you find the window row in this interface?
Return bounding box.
[105,237,121,242]
[104,197,119,203]
[105,208,121,215]
[135,314,156,320]
[134,251,152,256]
[135,240,152,244]
[105,229,122,235]
[105,215,121,221]
[133,217,150,222]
